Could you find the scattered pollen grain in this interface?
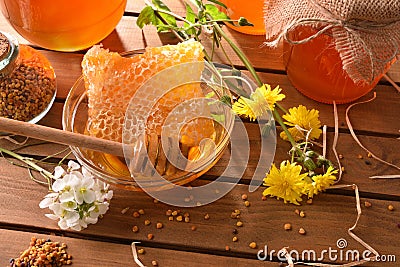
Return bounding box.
[284,223,292,231]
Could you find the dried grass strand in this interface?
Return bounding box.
[0,135,29,145]
[383,73,400,93]
[286,184,379,266]
[131,242,146,267]
[345,93,400,171]
[332,101,343,183]
[370,174,400,179]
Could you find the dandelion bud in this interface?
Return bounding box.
[305,150,316,158]
[238,17,254,27]
[316,155,331,168]
[303,157,317,171]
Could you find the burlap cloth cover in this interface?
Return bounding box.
[263,0,400,83]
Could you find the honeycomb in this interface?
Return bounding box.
[81,40,214,146]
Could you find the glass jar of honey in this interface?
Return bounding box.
[0,0,127,52]
[0,31,56,123]
[219,0,266,35]
[283,26,395,104]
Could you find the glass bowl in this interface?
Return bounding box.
[62,51,258,191]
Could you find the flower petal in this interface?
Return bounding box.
[58,219,69,230]
[59,191,75,203]
[39,197,55,209]
[68,160,81,171]
[44,214,59,220]
[53,166,65,179]
[83,190,96,204]
[52,179,66,192]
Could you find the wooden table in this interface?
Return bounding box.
[1,1,399,266]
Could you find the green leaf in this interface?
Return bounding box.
[189,0,203,9]
[205,91,216,98]
[207,0,227,9]
[136,6,158,29]
[184,3,196,35]
[219,95,232,107]
[211,113,226,123]
[204,3,229,20]
[152,0,178,27]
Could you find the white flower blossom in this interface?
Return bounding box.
[39,160,113,231]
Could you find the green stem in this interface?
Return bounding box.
[272,109,298,150]
[276,103,288,114]
[0,147,54,180]
[212,18,302,158]
[211,21,263,86]
[215,34,235,68]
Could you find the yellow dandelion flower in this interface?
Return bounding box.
[232,97,260,121]
[280,105,322,141]
[256,84,285,111]
[263,161,308,205]
[232,83,285,120]
[305,166,338,198]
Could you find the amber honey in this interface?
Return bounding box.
[0,0,126,51]
[219,0,266,35]
[82,118,226,188]
[283,26,387,104]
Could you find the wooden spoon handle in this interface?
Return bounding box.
[0,117,123,157]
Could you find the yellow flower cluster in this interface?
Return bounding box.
[232,84,285,121]
[280,105,322,141]
[263,163,337,205]
[263,161,307,205]
[232,83,337,205]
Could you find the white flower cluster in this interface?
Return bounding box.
[39,161,113,231]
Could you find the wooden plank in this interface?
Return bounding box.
[127,0,187,15]
[256,72,400,137]
[2,99,399,198]
[37,73,400,136]
[206,124,400,197]
[0,229,277,267]
[1,118,399,198]
[0,165,399,265]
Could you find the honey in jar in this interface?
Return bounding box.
[0,0,126,51]
[283,26,391,104]
[219,0,266,35]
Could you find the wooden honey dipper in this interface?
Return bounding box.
[0,116,124,157]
